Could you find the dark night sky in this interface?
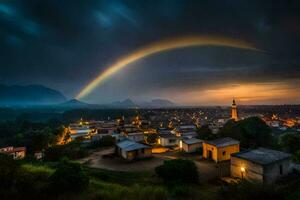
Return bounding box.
[1,0,300,105]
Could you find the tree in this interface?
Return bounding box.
[292,150,300,163]
[155,159,198,184]
[146,134,158,144]
[219,117,272,148]
[45,141,88,161]
[196,125,215,140]
[0,154,19,190]
[279,133,300,153]
[49,160,89,193]
[30,127,56,151]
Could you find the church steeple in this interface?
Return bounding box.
[231,99,238,121]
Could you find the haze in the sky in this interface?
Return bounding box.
[1,0,300,105]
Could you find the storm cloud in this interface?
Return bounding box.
[0,0,300,105]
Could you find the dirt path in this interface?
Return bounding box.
[79,147,219,182]
[79,147,165,172]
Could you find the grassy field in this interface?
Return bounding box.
[21,163,55,174]
[19,162,219,200]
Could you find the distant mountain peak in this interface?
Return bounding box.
[0,84,66,106]
[112,98,136,108]
[111,98,176,108]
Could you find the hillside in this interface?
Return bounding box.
[0,84,67,106]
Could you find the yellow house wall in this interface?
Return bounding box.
[203,143,239,162]
[217,144,240,162]
[203,143,218,161]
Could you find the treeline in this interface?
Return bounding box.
[0,108,139,123]
[0,120,66,153]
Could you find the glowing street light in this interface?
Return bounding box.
[241,167,245,180]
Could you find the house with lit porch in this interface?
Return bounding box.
[231,148,292,183]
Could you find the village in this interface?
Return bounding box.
[2,100,298,186]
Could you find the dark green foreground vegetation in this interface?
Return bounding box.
[1,155,300,200]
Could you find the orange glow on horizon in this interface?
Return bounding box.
[169,82,300,105]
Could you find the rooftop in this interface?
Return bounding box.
[179,125,196,129]
[205,137,239,147]
[182,138,203,145]
[181,131,197,136]
[159,133,179,139]
[0,146,26,153]
[232,148,291,165]
[116,139,149,151]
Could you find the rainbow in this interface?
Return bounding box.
[76,35,260,99]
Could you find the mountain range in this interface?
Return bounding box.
[0,84,176,108]
[111,98,176,108]
[0,84,66,106]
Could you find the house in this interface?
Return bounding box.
[123,131,144,142]
[158,133,181,147]
[116,139,152,161]
[181,131,198,139]
[175,125,197,136]
[202,137,240,162]
[0,146,26,159]
[231,148,292,184]
[181,138,203,153]
[34,151,44,160]
[69,125,94,140]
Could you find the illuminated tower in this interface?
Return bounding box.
[231,99,238,121]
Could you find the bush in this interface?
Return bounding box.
[292,150,300,163]
[49,160,89,193]
[0,155,51,199]
[279,133,300,153]
[44,141,88,161]
[15,168,50,199]
[155,159,198,184]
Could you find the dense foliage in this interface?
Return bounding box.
[279,133,300,153]
[49,160,89,193]
[219,117,272,148]
[0,154,50,199]
[196,125,216,140]
[0,120,67,154]
[0,155,90,200]
[279,133,300,163]
[44,141,88,161]
[145,133,159,144]
[155,159,198,184]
